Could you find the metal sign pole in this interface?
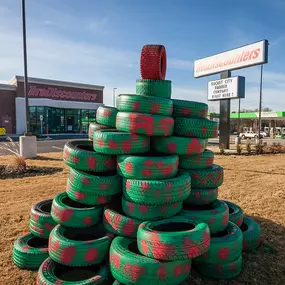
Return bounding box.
[238,98,241,135]
[258,64,264,145]
[219,71,231,149]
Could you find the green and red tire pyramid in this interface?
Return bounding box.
[12,44,261,284]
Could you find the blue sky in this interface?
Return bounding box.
[0,0,285,112]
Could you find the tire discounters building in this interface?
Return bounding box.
[0,76,104,134]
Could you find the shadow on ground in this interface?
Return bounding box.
[188,216,285,285]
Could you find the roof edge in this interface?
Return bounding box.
[0,83,16,91]
[8,76,104,91]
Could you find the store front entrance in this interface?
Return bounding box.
[29,106,97,134]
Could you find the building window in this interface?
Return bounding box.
[29,106,98,134]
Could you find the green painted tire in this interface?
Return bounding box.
[37,257,110,284]
[96,106,118,128]
[66,168,121,205]
[122,196,183,221]
[136,79,171,99]
[172,99,208,119]
[193,255,242,279]
[152,136,206,155]
[49,224,113,267]
[117,94,173,116]
[103,204,141,238]
[30,199,57,239]
[240,216,261,252]
[110,237,191,284]
[174,117,218,139]
[93,130,150,155]
[123,170,191,206]
[186,164,224,189]
[13,232,49,270]
[88,122,109,140]
[112,279,189,285]
[63,140,116,172]
[181,200,229,234]
[195,222,243,264]
[179,149,214,170]
[137,216,210,260]
[116,112,174,136]
[223,201,244,227]
[117,153,178,180]
[51,192,102,228]
[184,188,218,206]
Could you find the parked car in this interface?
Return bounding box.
[239,131,258,139]
[259,131,267,138]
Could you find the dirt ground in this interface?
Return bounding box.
[0,152,285,285]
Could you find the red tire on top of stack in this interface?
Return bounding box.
[140,45,167,80]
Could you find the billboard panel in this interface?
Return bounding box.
[194,40,268,78]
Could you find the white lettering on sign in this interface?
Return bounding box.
[194,40,268,78]
[207,76,245,101]
[28,86,98,102]
[255,112,278,118]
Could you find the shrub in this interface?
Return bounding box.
[246,141,252,154]
[236,144,242,155]
[0,137,27,172]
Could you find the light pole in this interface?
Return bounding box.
[19,0,37,158]
[113,88,117,107]
[22,0,30,136]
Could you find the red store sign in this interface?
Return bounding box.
[28,86,98,101]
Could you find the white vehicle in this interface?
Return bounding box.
[259,131,267,138]
[239,131,258,139]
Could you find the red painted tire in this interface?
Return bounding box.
[223,201,244,227]
[88,122,109,140]
[103,203,141,238]
[116,112,174,136]
[93,130,150,155]
[63,140,116,172]
[137,216,210,261]
[110,237,191,284]
[195,222,243,264]
[122,170,191,206]
[184,188,218,206]
[37,258,110,284]
[179,149,214,170]
[240,216,261,252]
[117,153,178,180]
[30,199,56,239]
[140,44,167,80]
[48,224,113,267]
[51,192,103,228]
[96,106,118,128]
[181,200,229,234]
[151,136,206,155]
[122,196,183,221]
[117,94,173,116]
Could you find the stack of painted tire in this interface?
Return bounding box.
[12,44,262,284]
[12,199,56,270]
[35,119,121,284]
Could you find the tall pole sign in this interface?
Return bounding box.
[193,40,268,148]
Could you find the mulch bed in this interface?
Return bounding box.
[0,165,63,179]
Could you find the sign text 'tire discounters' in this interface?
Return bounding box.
[194,40,268,78]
